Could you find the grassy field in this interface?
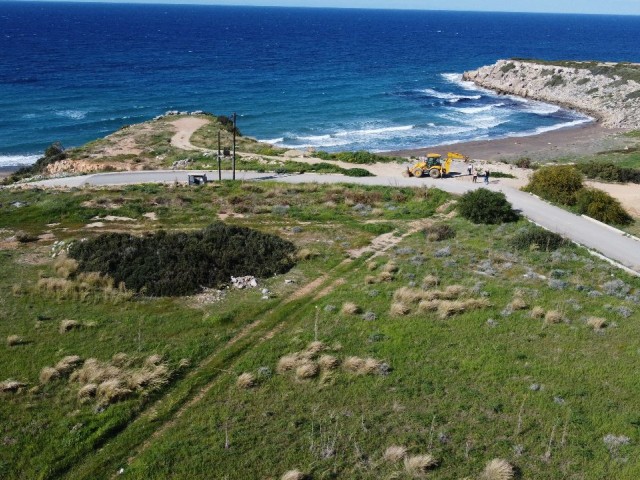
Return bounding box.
[1,181,639,479]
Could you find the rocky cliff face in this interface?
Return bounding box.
[463,60,640,129]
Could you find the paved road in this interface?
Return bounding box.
[28,169,640,275]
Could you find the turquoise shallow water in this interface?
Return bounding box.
[1,2,639,165]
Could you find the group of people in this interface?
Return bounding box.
[467,164,489,184]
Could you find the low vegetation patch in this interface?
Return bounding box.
[314,150,404,164]
[576,161,640,184]
[524,165,584,205]
[523,166,633,226]
[458,189,519,224]
[575,188,633,225]
[510,226,568,251]
[68,222,296,296]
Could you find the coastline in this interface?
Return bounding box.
[387,122,626,162]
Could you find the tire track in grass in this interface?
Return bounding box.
[62,262,357,480]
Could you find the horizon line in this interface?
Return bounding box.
[8,0,640,18]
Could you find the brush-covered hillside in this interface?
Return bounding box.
[0,181,639,479]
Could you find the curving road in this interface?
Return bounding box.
[28,169,640,275]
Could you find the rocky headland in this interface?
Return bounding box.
[463,59,640,129]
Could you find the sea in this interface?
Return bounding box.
[1,2,640,166]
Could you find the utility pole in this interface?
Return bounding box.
[232,112,237,180]
[217,130,221,182]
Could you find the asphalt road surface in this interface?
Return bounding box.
[28,170,640,275]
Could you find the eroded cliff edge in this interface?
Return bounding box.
[463,59,640,129]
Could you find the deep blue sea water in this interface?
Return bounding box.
[1,2,640,166]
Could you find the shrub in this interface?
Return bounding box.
[523,166,584,205]
[69,223,296,297]
[344,167,373,177]
[576,162,640,184]
[423,224,455,241]
[458,189,519,224]
[575,189,633,225]
[510,226,568,251]
[515,157,532,169]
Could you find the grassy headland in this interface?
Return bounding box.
[1,181,639,479]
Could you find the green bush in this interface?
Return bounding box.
[575,189,633,225]
[344,168,373,177]
[457,189,519,224]
[510,226,568,251]
[69,223,296,297]
[576,162,640,184]
[523,165,584,205]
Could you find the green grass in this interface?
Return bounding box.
[1,183,639,479]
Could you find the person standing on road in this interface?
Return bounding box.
[467,164,472,176]
[484,170,490,185]
[472,167,478,183]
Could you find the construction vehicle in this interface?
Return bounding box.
[406,152,468,178]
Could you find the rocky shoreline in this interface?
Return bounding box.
[463,59,640,129]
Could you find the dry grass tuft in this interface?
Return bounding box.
[128,364,170,391]
[6,335,25,347]
[71,358,121,384]
[277,354,303,374]
[144,354,163,367]
[0,379,27,393]
[281,470,306,480]
[236,372,256,389]
[306,341,326,355]
[587,317,608,330]
[341,302,362,315]
[96,379,132,404]
[544,310,564,325]
[295,362,319,380]
[364,275,379,285]
[510,297,528,310]
[362,357,382,374]
[422,275,439,288]
[383,262,399,273]
[390,302,411,317]
[366,261,378,271]
[482,458,514,480]
[437,300,467,319]
[393,287,423,304]
[59,319,81,333]
[39,366,61,384]
[342,356,366,373]
[383,445,408,462]
[377,271,394,282]
[54,355,83,376]
[442,285,466,299]
[530,306,545,319]
[404,454,438,475]
[318,354,340,370]
[418,299,440,312]
[111,352,130,366]
[77,383,97,402]
[53,256,79,279]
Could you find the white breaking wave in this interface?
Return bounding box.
[512,117,593,137]
[267,124,415,149]
[453,103,504,114]
[419,88,481,102]
[0,154,39,167]
[440,72,488,92]
[55,109,88,120]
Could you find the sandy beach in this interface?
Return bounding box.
[388,122,627,162]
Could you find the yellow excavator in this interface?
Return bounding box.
[406,151,468,178]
